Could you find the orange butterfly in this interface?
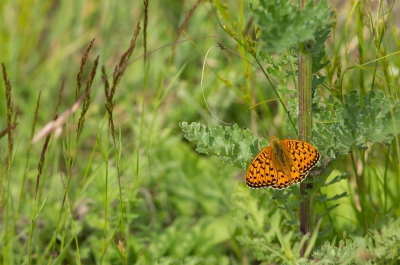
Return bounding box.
[246,135,320,189]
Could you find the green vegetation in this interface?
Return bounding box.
[1,0,400,264]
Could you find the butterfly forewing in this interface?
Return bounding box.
[246,147,279,188]
[281,139,320,174]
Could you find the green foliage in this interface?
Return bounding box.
[310,239,360,264]
[250,0,332,54]
[179,90,400,262]
[179,111,395,174]
[309,28,331,73]
[143,216,233,263]
[231,180,400,264]
[2,0,400,264]
[310,218,400,264]
[259,52,294,82]
[258,21,332,122]
[312,90,400,158]
[365,218,400,263]
[231,184,307,263]
[179,122,266,170]
[310,26,331,91]
[180,1,400,263]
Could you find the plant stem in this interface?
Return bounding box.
[298,45,314,257]
[298,13,314,253]
[297,0,318,257]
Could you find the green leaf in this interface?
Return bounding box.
[315,192,348,204]
[312,218,400,263]
[147,218,188,259]
[194,215,234,256]
[312,90,400,158]
[311,239,358,263]
[52,237,74,265]
[251,0,333,54]
[34,191,50,220]
[259,52,293,81]
[309,26,332,74]
[324,173,349,186]
[179,122,262,170]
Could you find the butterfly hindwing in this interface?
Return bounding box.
[290,165,308,184]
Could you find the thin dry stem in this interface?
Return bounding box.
[0,124,18,139]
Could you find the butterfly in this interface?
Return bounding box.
[246,135,320,189]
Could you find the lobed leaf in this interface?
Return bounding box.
[250,0,332,54]
[179,122,262,170]
[312,90,400,158]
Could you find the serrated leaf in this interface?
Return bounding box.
[179,122,262,170]
[324,173,349,186]
[252,0,332,54]
[311,239,358,263]
[312,90,400,158]
[315,192,348,204]
[309,26,332,74]
[259,52,293,81]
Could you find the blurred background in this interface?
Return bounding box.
[1,0,400,264]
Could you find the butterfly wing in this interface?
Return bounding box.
[273,170,293,189]
[246,146,280,189]
[281,139,320,174]
[290,165,308,184]
[246,138,319,189]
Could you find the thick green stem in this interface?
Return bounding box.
[298,48,314,258]
[298,0,315,257]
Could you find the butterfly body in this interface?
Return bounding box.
[246,135,320,189]
[270,136,291,175]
